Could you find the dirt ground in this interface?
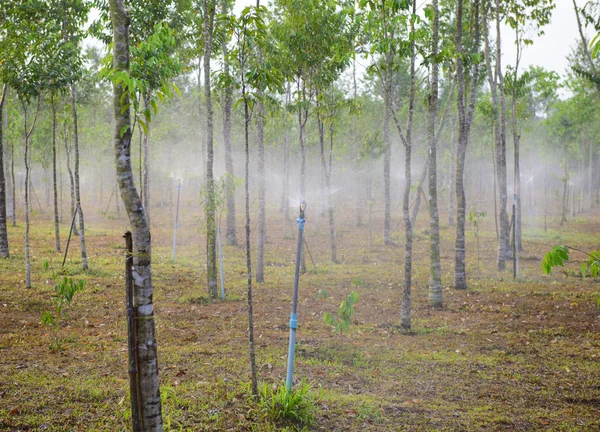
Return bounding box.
[1,202,599,431]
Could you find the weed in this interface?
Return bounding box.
[257,380,317,427]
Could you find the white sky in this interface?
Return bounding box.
[501,0,582,77]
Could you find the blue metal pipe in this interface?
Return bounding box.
[285,201,306,392]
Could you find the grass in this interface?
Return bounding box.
[0,205,599,430]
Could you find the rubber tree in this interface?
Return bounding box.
[454,0,482,290]
[203,0,218,298]
[220,0,237,246]
[108,0,164,429]
[426,0,442,308]
[218,3,283,396]
[504,0,554,251]
[0,86,8,257]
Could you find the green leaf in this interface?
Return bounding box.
[119,125,130,138]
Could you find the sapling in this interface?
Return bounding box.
[543,245,600,309]
[323,291,359,342]
[41,275,85,350]
[468,207,487,268]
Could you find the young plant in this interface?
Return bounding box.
[543,245,600,309]
[468,207,487,268]
[323,291,359,340]
[41,275,85,350]
[542,245,600,278]
[256,380,316,427]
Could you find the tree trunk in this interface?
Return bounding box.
[222,2,237,246]
[51,96,61,253]
[0,85,9,258]
[242,81,258,397]
[353,56,361,227]
[204,0,217,298]
[71,83,88,269]
[383,57,392,245]
[11,126,16,227]
[24,105,31,287]
[143,95,151,224]
[495,0,510,269]
[317,103,338,264]
[428,0,442,308]
[411,155,430,225]
[448,127,456,226]
[454,0,481,290]
[256,14,266,284]
[401,0,417,329]
[108,1,164,429]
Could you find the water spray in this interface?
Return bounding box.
[527,176,534,236]
[171,179,181,263]
[285,201,306,392]
[218,225,225,300]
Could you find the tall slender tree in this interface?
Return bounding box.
[108,0,164,428]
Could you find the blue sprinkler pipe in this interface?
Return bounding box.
[171,179,181,263]
[286,201,306,393]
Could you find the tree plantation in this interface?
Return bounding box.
[1,0,600,430]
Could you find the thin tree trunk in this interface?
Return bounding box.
[222,1,236,246]
[353,56,361,227]
[11,124,16,227]
[495,0,510,269]
[428,0,442,308]
[24,105,31,287]
[402,1,417,329]
[64,125,78,236]
[204,0,217,298]
[108,2,164,429]
[0,85,8,257]
[71,83,88,269]
[143,95,151,224]
[256,0,266,283]
[383,56,392,245]
[455,0,481,290]
[51,96,61,253]
[242,80,258,397]
[411,156,430,225]
[448,127,456,226]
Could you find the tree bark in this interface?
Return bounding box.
[0,85,9,257]
[71,83,88,269]
[222,0,236,246]
[428,0,442,308]
[383,52,392,245]
[204,0,217,298]
[242,80,258,397]
[455,0,481,290]
[448,127,456,226]
[143,95,151,224]
[51,96,61,253]
[108,1,164,429]
[64,127,78,237]
[256,1,266,283]
[353,56,361,227]
[401,0,417,329]
[495,0,510,269]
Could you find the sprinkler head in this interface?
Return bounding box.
[299,201,306,218]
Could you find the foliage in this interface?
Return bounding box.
[323,291,359,338]
[41,275,85,350]
[256,380,316,427]
[542,245,600,278]
[468,207,486,238]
